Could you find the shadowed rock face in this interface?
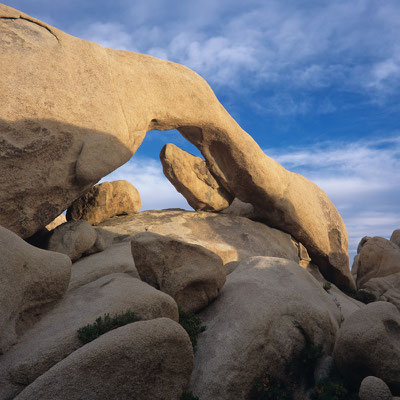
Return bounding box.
[0,4,353,289]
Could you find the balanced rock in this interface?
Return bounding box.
[45,220,98,262]
[160,143,232,211]
[0,274,178,398]
[131,232,225,312]
[359,376,392,400]
[15,318,194,400]
[97,209,301,265]
[356,237,400,288]
[0,4,351,290]
[0,226,71,354]
[67,180,141,225]
[334,302,400,394]
[190,256,342,400]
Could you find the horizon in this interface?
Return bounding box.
[4,0,400,261]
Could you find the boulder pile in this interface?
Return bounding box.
[0,4,399,400]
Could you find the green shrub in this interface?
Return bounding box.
[249,374,292,400]
[180,392,200,400]
[323,282,332,291]
[77,310,140,344]
[344,288,376,304]
[178,308,206,351]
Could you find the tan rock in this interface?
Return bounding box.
[356,237,400,288]
[45,214,66,231]
[160,143,232,211]
[0,226,71,354]
[333,302,400,394]
[0,4,351,289]
[359,376,392,400]
[190,256,342,400]
[97,209,301,265]
[391,229,400,248]
[67,180,141,225]
[0,274,178,398]
[45,220,97,262]
[131,232,225,312]
[68,242,139,291]
[15,318,193,400]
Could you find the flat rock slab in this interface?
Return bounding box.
[15,318,193,400]
[0,274,178,399]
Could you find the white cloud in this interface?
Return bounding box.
[265,136,400,259]
[100,156,191,211]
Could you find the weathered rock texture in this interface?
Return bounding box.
[0,226,71,354]
[0,4,352,289]
[15,318,193,400]
[0,274,178,398]
[96,210,301,265]
[190,256,342,400]
[363,273,400,311]
[391,229,400,248]
[334,302,400,394]
[359,376,392,400]
[356,237,400,288]
[131,232,225,312]
[160,143,232,211]
[67,180,141,225]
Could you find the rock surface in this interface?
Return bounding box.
[131,232,225,312]
[160,143,232,211]
[359,376,392,400]
[0,226,71,354]
[97,209,301,265]
[356,236,400,288]
[45,220,98,262]
[15,318,193,400]
[190,256,342,400]
[45,214,66,231]
[391,229,400,248]
[67,180,141,225]
[334,301,400,394]
[220,197,256,218]
[68,241,139,290]
[0,4,351,290]
[0,274,178,398]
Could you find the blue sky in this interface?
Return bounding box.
[4,0,400,258]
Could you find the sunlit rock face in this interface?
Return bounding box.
[0,4,353,289]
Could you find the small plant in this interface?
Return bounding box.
[178,308,206,351]
[180,392,200,400]
[77,310,140,344]
[249,374,292,400]
[323,282,332,292]
[344,288,376,304]
[312,374,359,400]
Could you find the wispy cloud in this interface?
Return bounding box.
[265,135,400,258]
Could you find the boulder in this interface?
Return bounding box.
[0,274,178,398]
[45,214,66,231]
[68,242,139,291]
[0,225,71,354]
[67,180,141,225]
[131,232,225,312]
[190,256,342,400]
[15,318,193,400]
[45,220,97,262]
[333,302,400,394]
[356,237,400,288]
[391,229,400,248]
[97,209,301,265]
[160,143,232,211]
[0,4,351,290]
[359,376,392,400]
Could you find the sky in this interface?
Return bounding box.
[4,0,400,259]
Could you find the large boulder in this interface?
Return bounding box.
[359,376,392,400]
[97,209,301,265]
[15,318,193,400]
[0,274,178,398]
[0,225,71,354]
[333,302,400,395]
[160,143,232,211]
[67,180,141,225]
[189,256,342,400]
[131,232,225,312]
[356,237,400,288]
[0,4,351,290]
